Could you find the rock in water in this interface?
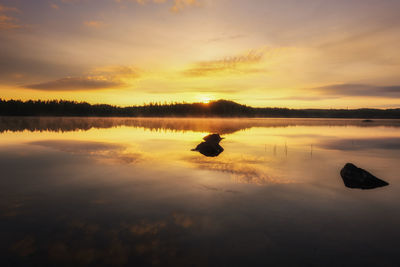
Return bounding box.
[340,163,389,189]
[203,134,224,143]
[192,134,224,157]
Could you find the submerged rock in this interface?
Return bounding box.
[192,134,224,157]
[340,163,389,189]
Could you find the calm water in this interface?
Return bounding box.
[1,117,400,266]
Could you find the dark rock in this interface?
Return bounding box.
[192,134,224,157]
[203,134,224,143]
[340,163,389,189]
[362,119,374,123]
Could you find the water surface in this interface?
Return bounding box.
[1,117,399,266]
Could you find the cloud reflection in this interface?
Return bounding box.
[187,156,294,185]
[319,137,400,151]
[29,140,142,164]
[10,236,36,257]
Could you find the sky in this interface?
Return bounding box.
[0,0,400,108]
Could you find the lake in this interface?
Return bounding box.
[1,117,399,266]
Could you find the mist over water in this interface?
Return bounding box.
[1,117,399,266]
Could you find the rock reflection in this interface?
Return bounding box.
[192,134,224,157]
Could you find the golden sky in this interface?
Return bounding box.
[1,0,400,108]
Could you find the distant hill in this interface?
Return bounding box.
[1,99,399,118]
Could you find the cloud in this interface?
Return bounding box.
[132,0,167,5]
[22,65,140,91]
[170,0,200,13]
[264,96,341,101]
[84,20,105,28]
[314,83,400,97]
[115,0,201,13]
[0,51,85,84]
[0,4,21,30]
[50,3,60,10]
[206,34,246,43]
[0,4,20,13]
[60,0,83,3]
[24,77,122,91]
[91,65,140,80]
[183,50,265,77]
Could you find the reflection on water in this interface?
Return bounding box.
[1,116,400,134]
[0,117,399,266]
[192,134,224,157]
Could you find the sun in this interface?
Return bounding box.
[197,94,214,104]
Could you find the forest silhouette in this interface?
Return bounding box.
[1,99,400,118]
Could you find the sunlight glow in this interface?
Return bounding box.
[197,94,214,104]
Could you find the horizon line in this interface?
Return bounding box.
[1,98,400,111]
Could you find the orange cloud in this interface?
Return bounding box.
[313,83,400,98]
[50,3,60,10]
[133,0,167,4]
[0,4,21,30]
[183,50,265,77]
[25,77,122,91]
[0,4,20,13]
[170,0,200,12]
[115,0,200,12]
[91,65,141,80]
[22,65,140,91]
[84,20,105,28]
[24,77,123,91]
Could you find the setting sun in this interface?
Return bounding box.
[197,95,214,104]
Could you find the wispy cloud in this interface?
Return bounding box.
[60,0,83,3]
[264,96,341,102]
[50,3,60,10]
[206,34,246,43]
[22,65,140,91]
[115,0,201,12]
[0,4,20,13]
[0,4,21,30]
[84,20,105,28]
[183,50,265,77]
[24,77,123,91]
[314,83,400,97]
[170,0,200,13]
[59,0,201,13]
[132,0,167,5]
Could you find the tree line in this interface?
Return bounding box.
[0,99,399,118]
